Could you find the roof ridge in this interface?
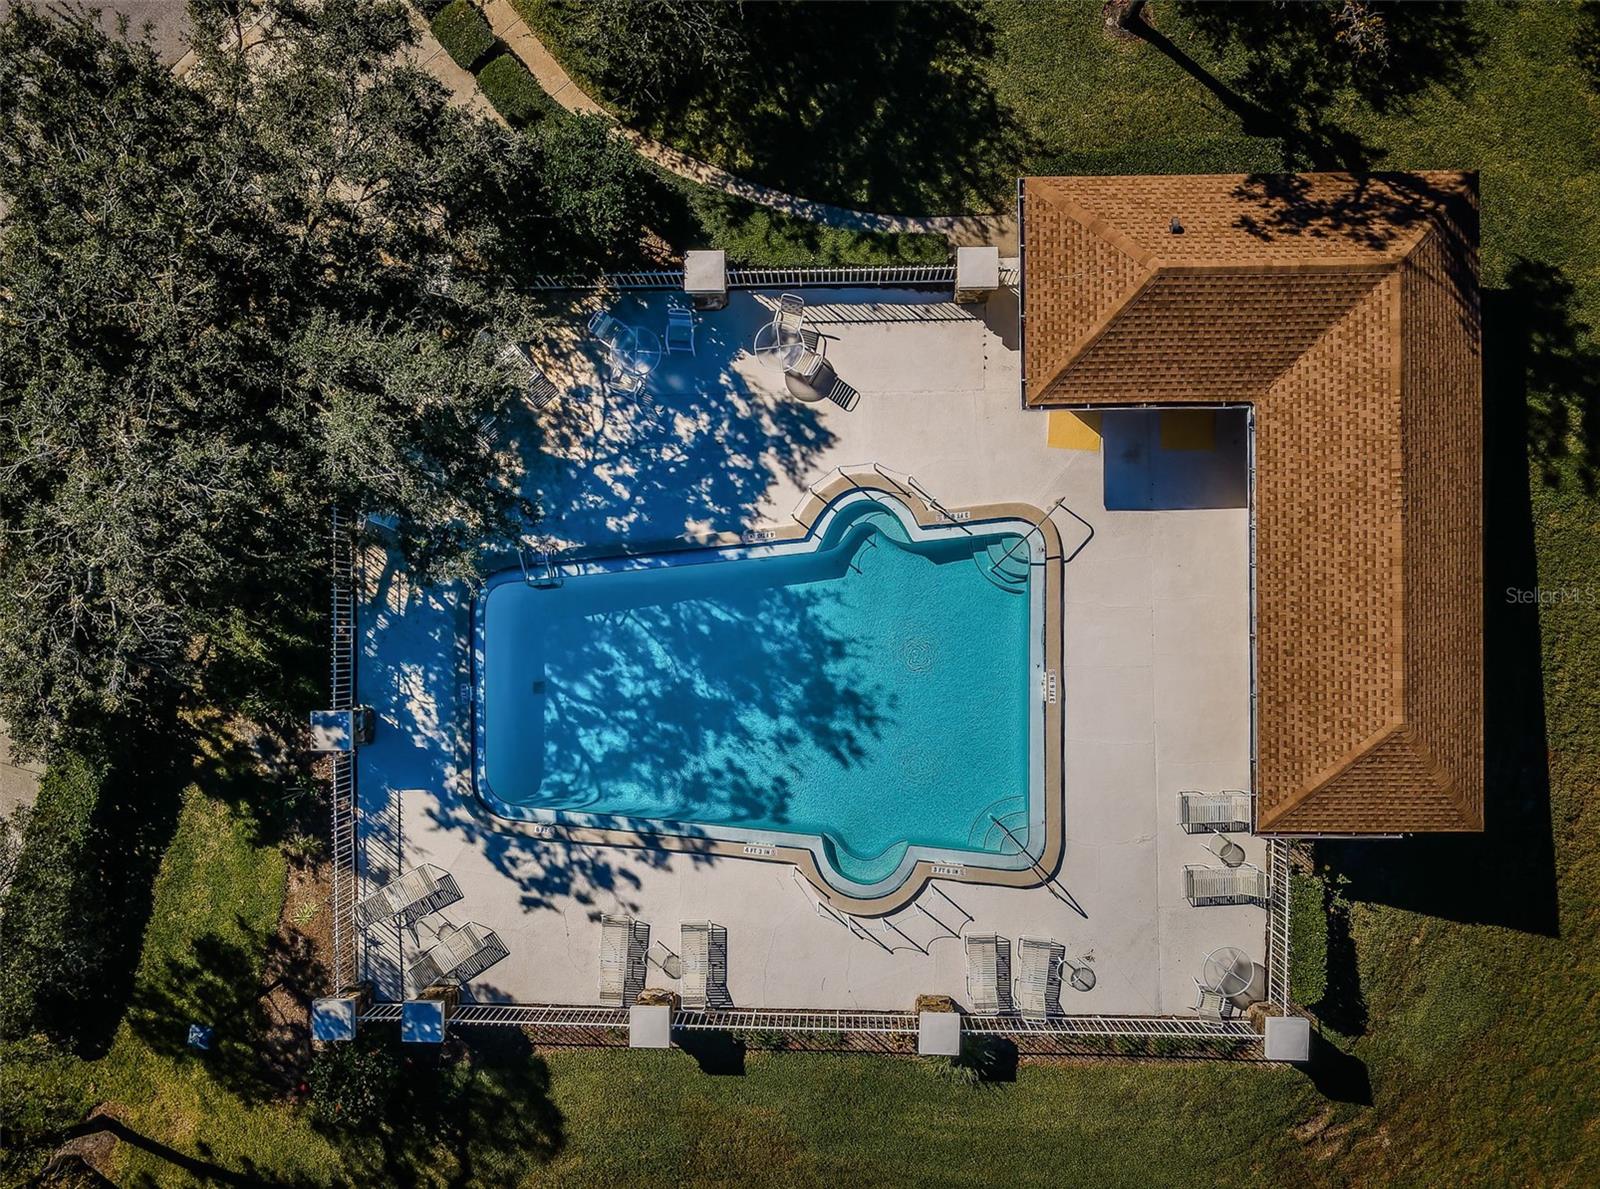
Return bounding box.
[1259,267,1393,398]
[1028,179,1158,269]
[1259,723,1477,833]
[1042,261,1388,403]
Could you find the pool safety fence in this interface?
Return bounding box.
[1266,839,1293,1011]
[358,1003,1262,1055]
[329,509,361,991]
[520,265,1021,293]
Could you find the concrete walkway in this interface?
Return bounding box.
[0,721,43,815]
[478,0,1015,250]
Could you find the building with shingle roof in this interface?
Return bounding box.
[1020,172,1482,834]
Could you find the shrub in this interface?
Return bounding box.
[0,1036,92,1183]
[413,0,453,17]
[431,0,495,70]
[924,1034,1016,1084]
[307,1034,403,1130]
[477,52,550,128]
[0,752,107,1041]
[1289,867,1329,1007]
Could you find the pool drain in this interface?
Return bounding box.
[900,635,936,673]
[896,745,936,782]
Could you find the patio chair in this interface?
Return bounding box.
[964,933,1013,1015]
[598,914,650,1007]
[1015,936,1065,1021]
[825,376,861,411]
[1177,790,1252,834]
[1183,863,1268,907]
[587,310,626,351]
[680,921,731,1010]
[601,364,649,406]
[406,922,507,995]
[774,292,805,337]
[665,297,696,355]
[355,864,460,929]
[1192,978,1234,1022]
[784,347,826,382]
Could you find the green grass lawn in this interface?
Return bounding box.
[14,787,1337,1188]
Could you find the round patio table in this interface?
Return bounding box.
[1066,963,1096,992]
[1201,946,1254,997]
[1216,838,1247,867]
[753,319,805,369]
[611,325,661,377]
[784,371,827,403]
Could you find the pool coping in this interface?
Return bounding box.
[470,470,1065,918]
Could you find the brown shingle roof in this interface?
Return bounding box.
[1022,173,1482,834]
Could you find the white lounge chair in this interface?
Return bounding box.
[1178,790,1253,834]
[1015,936,1065,1020]
[665,297,695,355]
[355,864,459,929]
[680,920,730,1009]
[406,922,506,994]
[1183,864,1269,906]
[964,933,1013,1015]
[599,914,649,1007]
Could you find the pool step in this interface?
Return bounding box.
[974,542,1030,592]
[968,794,1030,850]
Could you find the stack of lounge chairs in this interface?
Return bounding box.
[680,921,731,1009]
[1015,936,1066,1020]
[964,933,1013,1015]
[598,914,651,1007]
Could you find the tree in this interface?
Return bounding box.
[558,0,748,113]
[0,0,561,758]
[530,113,652,267]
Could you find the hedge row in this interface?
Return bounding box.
[1288,867,1329,1007]
[0,750,108,1041]
[432,0,496,71]
[477,52,551,127]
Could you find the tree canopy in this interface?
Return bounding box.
[0,0,645,758]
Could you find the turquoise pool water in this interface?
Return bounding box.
[475,497,1039,893]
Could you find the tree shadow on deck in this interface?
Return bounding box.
[360,290,906,939]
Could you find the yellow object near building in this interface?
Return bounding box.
[1046,410,1102,451]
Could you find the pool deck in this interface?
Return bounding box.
[355,280,1264,1017]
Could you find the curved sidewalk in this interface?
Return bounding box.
[479,0,1015,249]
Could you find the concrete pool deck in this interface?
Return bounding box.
[355,280,1264,1017]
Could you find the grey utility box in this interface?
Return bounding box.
[954,246,1001,303]
[1263,1014,1312,1062]
[684,249,728,311]
[917,1010,962,1057]
[309,706,374,752]
[628,1004,673,1049]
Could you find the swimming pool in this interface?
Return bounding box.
[472,489,1053,901]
